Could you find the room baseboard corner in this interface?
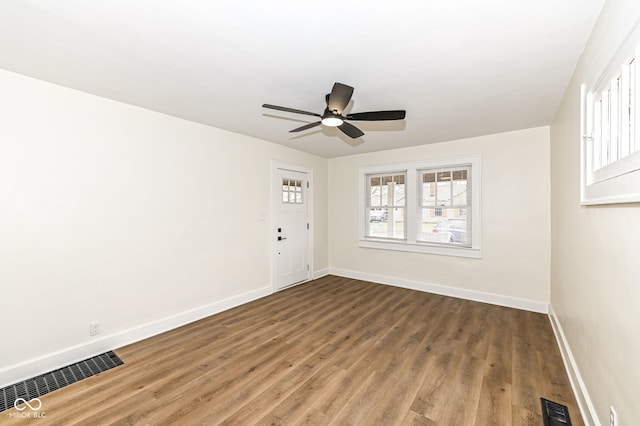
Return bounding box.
[313,267,330,280]
[548,305,600,426]
[0,285,272,388]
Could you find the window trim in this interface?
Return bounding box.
[358,154,482,259]
[417,165,472,247]
[580,24,640,205]
[364,170,407,241]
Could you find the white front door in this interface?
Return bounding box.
[274,167,310,290]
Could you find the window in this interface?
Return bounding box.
[581,31,640,204]
[359,155,481,258]
[365,173,406,239]
[282,178,303,204]
[419,167,471,246]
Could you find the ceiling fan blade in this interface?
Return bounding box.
[338,121,365,139]
[262,104,321,117]
[289,121,322,133]
[345,110,406,121]
[327,83,354,114]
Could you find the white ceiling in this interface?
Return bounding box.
[0,1,604,158]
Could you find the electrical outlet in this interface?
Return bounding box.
[610,406,617,426]
[89,321,101,336]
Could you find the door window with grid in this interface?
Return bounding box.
[282,178,303,204]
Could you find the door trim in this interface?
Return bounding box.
[270,160,314,292]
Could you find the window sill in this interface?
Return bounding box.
[359,239,482,259]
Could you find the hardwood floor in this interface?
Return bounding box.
[3,276,582,425]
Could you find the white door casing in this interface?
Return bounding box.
[272,162,312,290]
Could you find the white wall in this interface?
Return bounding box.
[328,127,551,311]
[550,0,640,424]
[0,69,328,383]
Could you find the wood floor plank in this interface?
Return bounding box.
[484,312,513,384]
[409,339,464,422]
[1,276,585,425]
[475,376,513,425]
[441,354,485,425]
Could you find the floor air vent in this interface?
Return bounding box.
[0,351,123,413]
[541,397,572,426]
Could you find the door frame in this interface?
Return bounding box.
[270,160,314,292]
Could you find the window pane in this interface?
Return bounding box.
[380,184,388,205]
[367,208,388,238]
[436,180,451,206]
[368,208,387,223]
[391,208,405,239]
[282,178,288,203]
[452,180,467,206]
[437,171,451,181]
[631,58,636,153]
[604,88,610,166]
[423,172,436,183]
[394,182,405,206]
[419,209,469,245]
[611,76,620,162]
[367,207,405,239]
[594,98,602,169]
[422,182,435,206]
[369,177,381,206]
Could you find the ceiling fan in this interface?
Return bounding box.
[262,82,406,139]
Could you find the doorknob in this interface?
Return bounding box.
[278,236,287,241]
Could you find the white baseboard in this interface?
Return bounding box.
[313,267,330,280]
[0,285,272,388]
[329,268,549,313]
[548,305,600,426]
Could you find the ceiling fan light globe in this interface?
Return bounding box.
[321,116,344,127]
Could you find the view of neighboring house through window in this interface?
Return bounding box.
[419,167,470,246]
[366,173,406,239]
